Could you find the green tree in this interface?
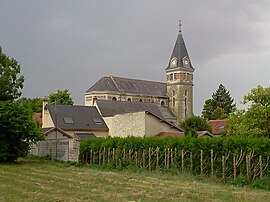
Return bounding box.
[0,47,42,162]
[180,116,211,137]
[227,85,270,137]
[16,97,43,113]
[0,102,43,162]
[0,47,24,101]
[48,89,74,105]
[202,84,235,120]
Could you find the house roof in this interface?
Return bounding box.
[197,131,214,138]
[166,29,194,70]
[156,132,185,137]
[46,105,109,131]
[95,99,176,122]
[86,75,167,98]
[208,120,227,135]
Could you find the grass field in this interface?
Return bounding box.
[0,157,269,202]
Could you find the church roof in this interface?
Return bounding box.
[95,99,176,123]
[166,27,194,70]
[86,76,167,98]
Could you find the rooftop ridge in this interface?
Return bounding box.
[107,75,166,85]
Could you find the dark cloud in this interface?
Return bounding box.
[1,0,270,115]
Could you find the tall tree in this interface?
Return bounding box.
[227,85,270,137]
[202,84,235,120]
[0,47,42,163]
[48,89,74,105]
[0,47,24,101]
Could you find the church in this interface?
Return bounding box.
[85,23,195,124]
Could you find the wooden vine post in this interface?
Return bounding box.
[148,147,152,171]
[103,147,106,165]
[167,148,170,169]
[142,149,145,169]
[211,149,214,177]
[190,152,193,172]
[200,150,203,175]
[181,149,185,171]
[156,147,159,170]
[259,155,263,179]
[222,155,226,182]
[233,155,236,179]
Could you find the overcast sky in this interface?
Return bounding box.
[1,0,270,115]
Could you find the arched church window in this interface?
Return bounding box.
[127,98,131,102]
[161,101,164,106]
[139,99,143,102]
[112,97,117,101]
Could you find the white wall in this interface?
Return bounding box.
[104,111,146,137]
[145,113,181,136]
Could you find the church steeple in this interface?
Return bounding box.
[166,21,195,123]
[166,21,194,71]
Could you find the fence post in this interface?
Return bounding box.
[93,151,96,164]
[143,149,145,169]
[222,155,226,182]
[246,155,250,180]
[90,150,93,164]
[103,147,106,165]
[190,152,193,173]
[156,147,159,170]
[211,149,214,177]
[200,150,203,175]
[135,151,138,167]
[181,149,184,171]
[167,148,170,169]
[108,148,111,163]
[233,155,236,179]
[149,147,152,171]
[259,155,263,179]
[171,148,173,168]
[164,148,167,168]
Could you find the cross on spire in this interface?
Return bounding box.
[178,20,182,32]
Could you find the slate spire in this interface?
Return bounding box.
[166,21,194,70]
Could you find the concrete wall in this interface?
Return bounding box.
[104,111,146,137]
[30,130,80,162]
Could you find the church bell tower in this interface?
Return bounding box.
[166,21,195,123]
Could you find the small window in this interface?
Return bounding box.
[185,90,188,96]
[93,117,103,125]
[173,73,177,80]
[172,98,176,107]
[63,117,74,124]
[170,73,173,80]
[127,98,131,102]
[139,99,143,102]
[161,101,165,106]
[112,97,117,101]
[172,90,175,96]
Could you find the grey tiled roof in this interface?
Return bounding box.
[166,31,194,70]
[86,76,167,98]
[47,105,109,131]
[96,99,176,122]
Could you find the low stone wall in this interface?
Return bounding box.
[30,138,80,162]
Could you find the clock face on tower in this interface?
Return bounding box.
[171,58,177,67]
[183,57,189,66]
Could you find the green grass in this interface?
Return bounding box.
[0,157,269,202]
